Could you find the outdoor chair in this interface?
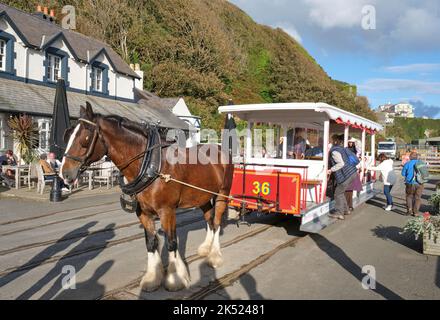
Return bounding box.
[92,163,117,189]
[35,164,57,194]
[27,163,39,189]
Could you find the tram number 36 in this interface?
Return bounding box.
[252,181,271,196]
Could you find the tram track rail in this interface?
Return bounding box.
[0,208,122,237]
[0,201,119,226]
[101,216,293,300]
[0,212,204,277]
[186,235,303,300]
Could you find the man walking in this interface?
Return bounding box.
[401,152,425,216]
[327,134,358,220]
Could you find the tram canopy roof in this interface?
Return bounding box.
[219,102,383,132]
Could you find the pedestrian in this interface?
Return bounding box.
[401,149,411,166]
[368,153,397,211]
[327,134,358,220]
[401,152,425,216]
[347,138,360,157]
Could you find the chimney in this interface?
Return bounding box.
[132,63,144,90]
[33,5,56,24]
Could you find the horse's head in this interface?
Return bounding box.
[61,102,107,184]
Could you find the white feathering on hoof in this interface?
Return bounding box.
[197,225,214,257]
[207,226,223,269]
[140,251,164,292]
[164,250,190,292]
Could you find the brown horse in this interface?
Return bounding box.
[61,102,234,292]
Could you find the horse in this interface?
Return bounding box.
[60,102,234,292]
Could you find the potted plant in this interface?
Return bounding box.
[7,114,39,164]
[402,212,440,256]
[430,193,440,215]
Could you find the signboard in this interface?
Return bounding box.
[230,168,301,215]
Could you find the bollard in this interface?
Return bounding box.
[50,176,63,202]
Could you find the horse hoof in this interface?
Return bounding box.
[207,250,223,269]
[197,244,211,257]
[164,272,190,292]
[140,273,163,292]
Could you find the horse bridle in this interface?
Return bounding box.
[63,118,158,174]
[63,118,102,170]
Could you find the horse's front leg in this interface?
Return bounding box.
[138,211,164,292]
[159,208,190,291]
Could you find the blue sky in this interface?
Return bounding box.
[229,0,440,118]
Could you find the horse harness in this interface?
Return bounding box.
[64,118,167,213]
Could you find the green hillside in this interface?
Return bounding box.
[5,0,377,129]
[386,118,440,143]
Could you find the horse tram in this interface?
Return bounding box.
[219,102,384,233]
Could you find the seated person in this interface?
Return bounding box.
[293,129,307,159]
[304,138,324,158]
[39,153,69,192]
[0,150,17,187]
[47,152,62,172]
[39,153,55,174]
[305,146,324,158]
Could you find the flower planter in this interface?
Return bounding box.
[423,231,440,256]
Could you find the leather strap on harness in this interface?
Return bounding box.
[118,124,163,196]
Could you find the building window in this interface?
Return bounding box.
[38,119,51,151]
[92,67,103,92]
[89,62,109,95]
[47,54,61,82]
[0,118,5,150]
[0,39,6,72]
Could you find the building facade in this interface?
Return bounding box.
[0,3,193,155]
[377,102,415,125]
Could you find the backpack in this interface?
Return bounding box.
[414,160,429,184]
[344,148,360,167]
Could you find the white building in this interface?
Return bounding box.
[377,102,415,125]
[0,4,193,154]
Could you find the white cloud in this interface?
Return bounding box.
[359,79,440,94]
[274,22,302,43]
[383,64,440,74]
[304,0,368,29]
[228,0,440,55]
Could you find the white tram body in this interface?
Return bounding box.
[219,103,383,233]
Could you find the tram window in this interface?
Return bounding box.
[304,128,324,160]
[253,124,280,159]
[295,128,308,159]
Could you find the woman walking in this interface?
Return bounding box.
[368,153,397,211]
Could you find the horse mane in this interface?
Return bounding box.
[99,114,150,136]
[96,114,169,141]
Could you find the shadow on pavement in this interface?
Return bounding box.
[310,234,403,300]
[239,273,265,300]
[367,198,407,216]
[55,260,115,300]
[16,223,116,299]
[0,221,98,289]
[371,225,423,254]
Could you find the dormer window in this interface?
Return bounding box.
[89,62,109,95]
[43,48,69,86]
[0,31,16,75]
[92,66,103,92]
[0,39,6,71]
[47,53,61,82]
